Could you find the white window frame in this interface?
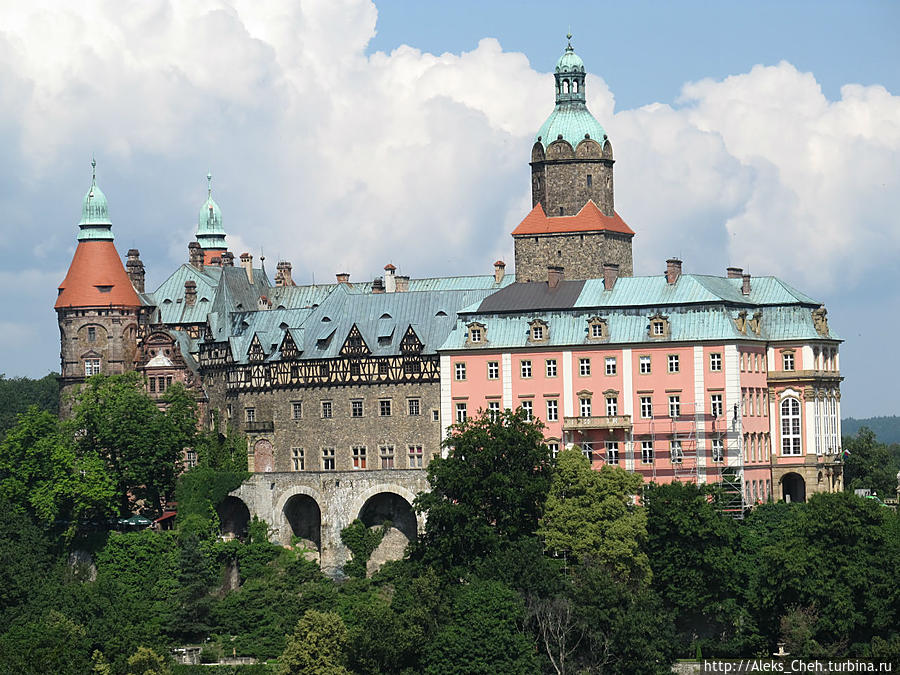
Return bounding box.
[710,394,723,418]
[668,354,680,373]
[641,440,654,464]
[546,399,559,422]
[709,352,722,371]
[352,445,367,469]
[520,360,532,378]
[605,441,619,465]
[579,397,592,417]
[640,396,652,419]
[711,437,724,463]
[455,362,466,381]
[605,356,617,375]
[670,440,683,463]
[487,361,499,380]
[780,397,802,456]
[639,355,651,374]
[605,396,618,417]
[668,395,681,418]
[456,402,467,423]
[291,447,304,471]
[545,359,557,378]
[579,358,591,376]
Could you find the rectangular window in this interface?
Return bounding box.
[408,398,420,416]
[408,445,423,468]
[712,438,724,463]
[291,447,304,471]
[321,401,333,418]
[380,445,395,470]
[185,450,197,468]
[586,174,593,188]
[455,362,466,381]
[606,441,619,465]
[165,376,173,390]
[487,361,499,380]
[668,354,680,373]
[87,326,96,342]
[351,399,364,418]
[488,401,500,421]
[456,402,467,423]
[605,356,617,375]
[292,401,303,420]
[532,325,544,340]
[432,410,439,422]
[591,323,604,339]
[783,352,795,371]
[352,446,367,469]
[380,399,392,416]
[641,441,654,464]
[521,400,533,421]
[579,358,591,376]
[246,407,256,423]
[670,441,683,463]
[579,397,592,417]
[84,359,101,376]
[521,360,532,378]
[548,442,560,458]
[668,395,681,418]
[469,327,482,343]
[640,396,652,419]
[546,399,559,422]
[653,321,665,336]
[639,355,651,374]
[710,352,722,371]
[545,359,557,378]
[149,378,156,393]
[710,394,723,418]
[581,442,593,461]
[605,396,618,417]
[322,447,335,471]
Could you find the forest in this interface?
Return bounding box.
[0,373,898,674]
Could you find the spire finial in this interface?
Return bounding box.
[207,171,212,197]
[91,156,97,184]
[566,30,573,51]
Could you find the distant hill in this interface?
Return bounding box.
[842,416,900,445]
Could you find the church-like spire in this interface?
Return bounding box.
[77,157,114,241]
[196,171,227,252]
[555,33,586,104]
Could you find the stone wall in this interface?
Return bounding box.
[513,230,634,283]
[531,137,615,217]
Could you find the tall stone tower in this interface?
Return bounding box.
[196,172,228,265]
[55,160,144,413]
[512,36,634,283]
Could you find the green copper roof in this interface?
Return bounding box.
[78,159,114,241]
[556,38,585,73]
[197,173,226,250]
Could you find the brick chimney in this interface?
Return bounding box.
[602,262,619,291]
[188,241,203,269]
[277,261,294,287]
[126,249,145,293]
[384,264,397,293]
[494,260,506,284]
[665,258,682,285]
[372,277,385,294]
[742,273,752,296]
[240,252,253,284]
[395,275,409,292]
[727,266,743,279]
[336,272,350,285]
[184,280,197,306]
[221,251,234,267]
[547,265,564,289]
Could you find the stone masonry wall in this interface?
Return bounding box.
[513,231,634,283]
[533,159,614,217]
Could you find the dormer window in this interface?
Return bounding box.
[470,328,482,343]
[529,319,548,343]
[587,317,608,341]
[648,313,670,339]
[466,322,487,346]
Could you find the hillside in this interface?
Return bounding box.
[842,416,900,445]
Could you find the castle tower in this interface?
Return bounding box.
[512,36,634,282]
[55,160,143,412]
[196,172,228,265]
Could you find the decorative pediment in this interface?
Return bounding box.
[280,331,300,359]
[648,313,669,339]
[587,316,608,341]
[400,325,423,354]
[528,318,549,342]
[466,321,487,346]
[247,334,266,362]
[340,324,370,355]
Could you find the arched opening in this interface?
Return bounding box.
[253,439,274,473]
[358,492,417,571]
[283,494,321,551]
[781,472,806,503]
[573,79,579,93]
[562,79,570,94]
[217,496,250,540]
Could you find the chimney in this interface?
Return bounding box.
[742,273,752,296]
[665,258,682,285]
[221,251,234,267]
[210,256,222,267]
[372,277,385,294]
[395,275,409,292]
[494,260,506,284]
[602,262,619,291]
[188,241,203,269]
[126,249,145,293]
[726,266,743,279]
[547,265,564,289]
[184,280,197,306]
[335,272,350,285]
[240,252,253,284]
[384,264,397,293]
[277,261,294,287]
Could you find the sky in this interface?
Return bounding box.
[0,0,898,418]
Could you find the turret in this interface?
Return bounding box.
[196,172,228,265]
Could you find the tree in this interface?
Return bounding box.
[0,373,59,439]
[125,646,172,675]
[412,409,553,573]
[0,610,94,675]
[843,427,900,499]
[277,610,351,675]
[540,448,650,585]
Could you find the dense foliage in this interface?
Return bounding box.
[0,372,59,439]
[842,426,900,498]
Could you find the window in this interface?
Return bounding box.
[351,399,364,418]
[469,327,482,343]
[380,399,392,417]
[84,358,101,376]
[455,362,466,380]
[546,399,558,422]
[352,446,367,469]
[640,396,652,419]
[586,174,592,188]
[408,399,420,416]
[185,450,197,469]
[521,360,532,378]
[456,402,467,423]
[605,357,617,375]
[532,325,544,341]
[380,445,395,469]
[432,410,439,422]
[652,321,665,336]
[641,441,654,464]
[322,447,335,471]
[579,397,592,417]
[668,395,681,418]
[668,354,680,373]
[581,442,593,461]
[670,441,683,463]
[321,401,333,418]
[408,445,423,468]
[488,401,500,421]
[292,447,304,471]
[710,394,723,418]
[521,400,533,421]
[605,396,618,417]
[783,352,795,371]
[639,355,651,374]
[292,401,302,420]
[712,437,724,463]
[781,398,802,455]
[579,358,591,376]
[548,442,560,458]
[606,441,619,465]
[590,322,605,339]
[149,378,156,393]
[246,407,256,423]
[710,353,722,371]
[487,361,499,380]
[545,359,557,377]
[87,326,96,342]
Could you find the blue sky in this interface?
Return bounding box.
[0,0,897,417]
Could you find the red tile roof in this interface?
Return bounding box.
[511,201,634,237]
[55,241,141,309]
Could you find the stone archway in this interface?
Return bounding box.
[357,492,418,574]
[283,494,322,553]
[782,472,806,503]
[217,496,251,540]
[253,439,274,473]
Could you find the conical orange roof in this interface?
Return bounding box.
[55,240,141,309]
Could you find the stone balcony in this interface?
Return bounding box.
[563,415,632,431]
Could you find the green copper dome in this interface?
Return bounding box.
[196,173,227,250]
[536,36,608,151]
[78,158,114,241]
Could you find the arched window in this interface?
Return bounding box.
[573,79,579,93]
[780,397,802,456]
[563,80,570,94]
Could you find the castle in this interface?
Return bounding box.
[56,40,843,574]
